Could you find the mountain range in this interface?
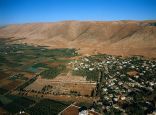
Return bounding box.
[0,20,156,57]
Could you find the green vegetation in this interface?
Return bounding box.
[8,73,28,81]
[0,55,7,63]
[0,95,69,114]
[27,99,69,115]
[32,63,48,68]
[149,22,156,26]
[70,90,80,96]
[72,69,99,81]
[17,76,38,91]
[40,65,66,79]
[0,95,12,105]
[0,39,78,92]
[0,88,9,95]
[72,54,156,114]
[0,41,77,75]
[1,38,156,114]
[49,58,71,63]
[1,95,35,114]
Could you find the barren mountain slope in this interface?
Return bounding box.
[0,20,156,57]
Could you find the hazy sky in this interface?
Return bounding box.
[0,0,156,25]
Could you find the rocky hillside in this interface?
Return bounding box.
[0,20,156,57]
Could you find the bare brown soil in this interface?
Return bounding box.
[21,71,96,103]
[0,20,156,57]
[13,90,99,104]
[0,79,12,87]
[127,70,139,76]
[25,72,96,96]
[2,80,22,90]
[0,72,10,80]
[0,107,8,115]
[59,105,79,115]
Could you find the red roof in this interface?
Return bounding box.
[59,104,100,115]
[59,105,79,115]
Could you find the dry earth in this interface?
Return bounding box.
[25,72,96,96]
[0,20,156,57]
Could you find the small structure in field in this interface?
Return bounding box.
[58,103,100,115]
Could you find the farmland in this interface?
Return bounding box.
[0,95,70,115]
[0,38,98,114]
[0,38,78,94]
[0,37,156,114]
[0,38,82,114]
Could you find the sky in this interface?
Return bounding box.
[0,0,156,25]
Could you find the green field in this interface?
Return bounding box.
[0,39,77,114]
[0,39,78,93]
[0,95,70,114]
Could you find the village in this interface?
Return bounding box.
[72,54,156,114]
[9,53,156,114]
[0,40,156,114]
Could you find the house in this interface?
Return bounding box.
[58,103,100,115]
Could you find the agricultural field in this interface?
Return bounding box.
[0,38,78,94]
[22,74,96,97]
[0,95,70,114]
[0,38,156,114]
[0,38,80,114]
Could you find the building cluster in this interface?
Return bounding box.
[72,54,156,114]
